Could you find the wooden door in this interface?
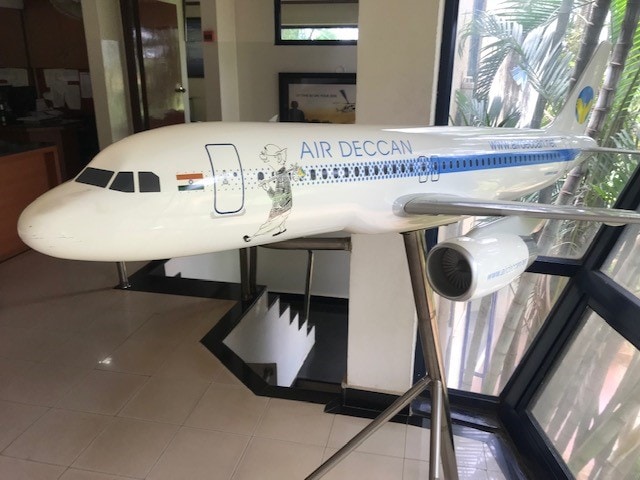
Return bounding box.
[122,0,186,131]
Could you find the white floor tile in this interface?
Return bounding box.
[185,383,269,435]
[119,375,209,424]
[148,427,249,480]
[254,398,334,446]
[3,408,110,466]
[327,414,407,458]
[0,400,48,451]
[0,252,513,480]
[321,448,404,479]
[56,370,147,415]
[232,437,324,480]
[0,454,66,480]
[72,417,178,478]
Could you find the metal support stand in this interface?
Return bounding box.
[239,247,258,301]
[116,262,130,289]
[305,230,459,480]
[303,250,315,321]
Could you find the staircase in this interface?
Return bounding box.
[223,291,316,387]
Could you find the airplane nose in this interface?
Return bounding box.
[17,183,97,261]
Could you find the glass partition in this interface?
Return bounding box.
[435,221,569,395]
[530,310,640,479]
[449,0,640,261]
[601,223,640,298]
[438,272,568,395]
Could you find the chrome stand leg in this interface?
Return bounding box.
[306,376,432,480]
[430,379,443,479]
[239,247,257,301]
[303,250,315,322]
[116,262,130,289]
[403,231,458,480]
[305,231,458,480]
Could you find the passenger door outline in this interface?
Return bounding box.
[205,143,245,215]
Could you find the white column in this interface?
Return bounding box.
[347,0,444,394]
[81,0,133,149]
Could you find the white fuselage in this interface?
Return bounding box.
[18,122,595,261]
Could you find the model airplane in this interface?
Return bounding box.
[18,42,640,301]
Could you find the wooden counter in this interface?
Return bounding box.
[0,120,83,181]
[0,142,61,261]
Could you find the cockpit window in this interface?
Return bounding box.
[75,167,114,187]
[139,172,161,192]
[109,171,135,192]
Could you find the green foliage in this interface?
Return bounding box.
[590,131,640,206]
[453,91,520,127]
[457,1,573,125]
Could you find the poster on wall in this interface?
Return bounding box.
[279,73,356,124]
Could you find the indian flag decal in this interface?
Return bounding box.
[177,173,205,191]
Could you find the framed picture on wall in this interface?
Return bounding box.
[278,73,356,124]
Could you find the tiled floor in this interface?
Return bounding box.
[0,251,508,479]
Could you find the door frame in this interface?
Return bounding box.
[120,0,189,132]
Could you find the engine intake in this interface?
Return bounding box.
[426,233,537,302]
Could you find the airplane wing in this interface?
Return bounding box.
[396,194,640,224]
[584,147,640,156]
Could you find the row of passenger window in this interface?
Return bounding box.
[76,167,161,193]
[253,152,563,183]
[440,152,562,171]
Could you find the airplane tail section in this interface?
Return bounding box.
[545,41,611,134]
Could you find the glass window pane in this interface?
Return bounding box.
[278,1,358,42]
[449,1,640,261]
[438,272,567,395]
[139,172,161,192]
[436,220,568,395]
[530,311,640,479]
[601,223,640,298]
[109,172,134,193]
[75,167,114,188]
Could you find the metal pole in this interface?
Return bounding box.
[430,379,443,480]
[403,230,459,480]
[249,246,258,296]
[306,375,432,480]
[116,262,130,289]
[239,248,251,301]
[303,250,314,322]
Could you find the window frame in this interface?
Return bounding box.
[274,0,358,46]
[432,1,640,477]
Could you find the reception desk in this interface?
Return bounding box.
[0,119,85,181]
[0,141,61,261]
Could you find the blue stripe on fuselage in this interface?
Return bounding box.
[243,148,580,188]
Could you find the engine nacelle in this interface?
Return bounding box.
[426,233,538,302]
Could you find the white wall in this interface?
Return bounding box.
[200,0,356,122]
[165,247,350,299]
[82,0,189,149]
[175,0,355,296]
[173,0,445,395]
[81,0,133,149]
[347,0,444,394]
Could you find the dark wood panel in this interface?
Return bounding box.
[0,8,29,68]
[0,145,61,261]
[22,0,89,69]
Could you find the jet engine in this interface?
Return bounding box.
[426,233,538,302]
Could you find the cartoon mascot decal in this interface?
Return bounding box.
[243,144,304,243]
